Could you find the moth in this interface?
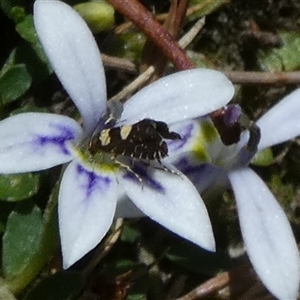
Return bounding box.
[88,118,181,163]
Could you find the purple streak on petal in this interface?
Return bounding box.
[123,163,165,193]
[175,157,225,193]
[76,164,112,200]
[167,122,194,151]
[224,105,242,126]
[175,157,210,183]
[176,157,205,173]
[33,123,76,155]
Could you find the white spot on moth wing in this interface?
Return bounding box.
[100,130,111,146]
[120,126,132,140]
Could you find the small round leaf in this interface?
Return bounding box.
[0,173,39,201]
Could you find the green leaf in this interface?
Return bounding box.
[258,31,300,71]
[126,275,148,300]
[6,14,52,84]
[16,15,37,44]
[9,6,25,23]
[14,43,52,85]
[127,290,147,300]
[37,181,60,266]
[23,271,85,300]
[251,147,274,166]
[0,0,26,20]
[15,14,52,74]
[3,183,60,294]
[0,202,14,235]
[121,223,141,243]
[2,203,44,279]
[0,50,17,77]
[0,64,32,104]
[110,32,146,62]
[0,173,39,201]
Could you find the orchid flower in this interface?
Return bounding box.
[0,0,235,268]
[166,92,300,299]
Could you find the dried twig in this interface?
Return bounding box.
[175,271,230,300]
[224,71,300,85]
[101,54,136,74]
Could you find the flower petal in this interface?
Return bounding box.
[257,88,300,151]
[0,113,81,173]
[34,0,107,134]
[59,161,118,268]
[229,167,299,300]
[118,166,215,252]
[175,159,229,197]
[120,69,234,125]
[166,118,220,162]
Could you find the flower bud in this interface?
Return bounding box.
[74,1,114,33]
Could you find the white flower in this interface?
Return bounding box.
[166,93,300,299]
[0,0,235,268]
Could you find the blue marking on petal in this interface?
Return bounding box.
[175,157,228,193]
[175,157,215,185]
[76,164,112,200]
[34,123,76,155]
[123,163,165,193]
[167,122,194,151]
[176,157,207,178]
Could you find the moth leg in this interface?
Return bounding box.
[138,157,182,178]
[111,156,144,187]
[152,163,182,177]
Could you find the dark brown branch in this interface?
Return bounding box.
[141,0,189,78]
[106,0,195,70]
